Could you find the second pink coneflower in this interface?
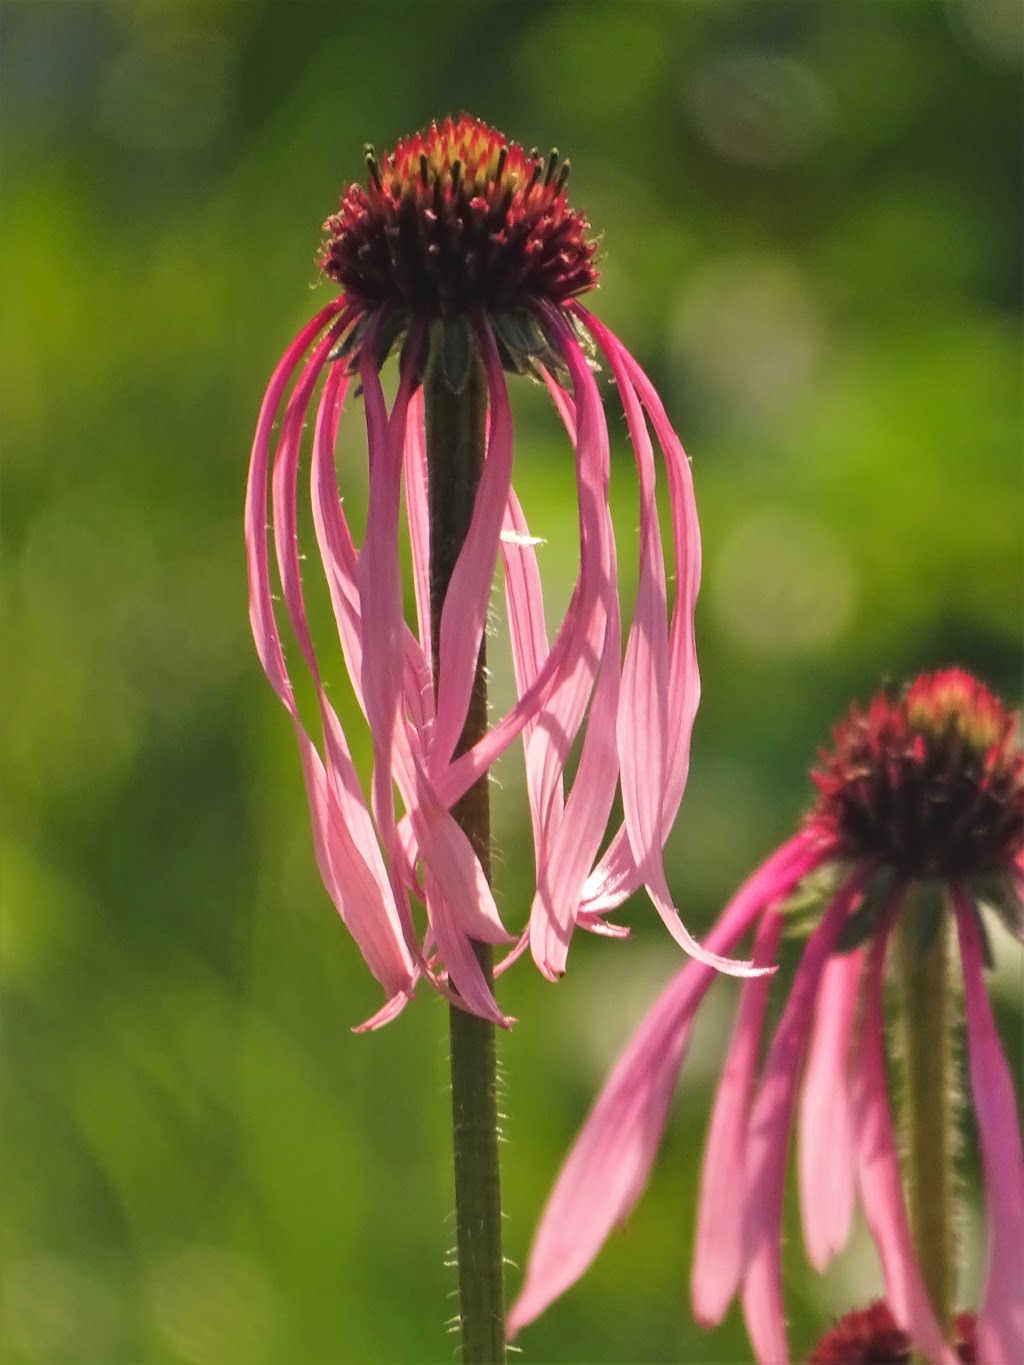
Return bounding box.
[509,669,1024,1365]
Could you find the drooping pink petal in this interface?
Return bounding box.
[577,309,701,920]
[244,304,416,1010]
[271,326,405,909]
[397,774,514,1027]
[508,832,824,1337]
[416,346,601,827]
[954,886,1024,1365]
[310,361,434,885]
[798,942,865,1272]
[527,305,621,979]
[271,334,418,944]
[270,323,349,685]
[500,489,564,856]
[428,324,516,772]
[402,386,433,669]
[852,903,959,1365]
[741,867,869,1365]
[392,700,514,987]
[574,910,631,939]
[391,332,601,902]
[299,738,417,1026]
[422,859,515,1028]
[581,325,757,976]
[410,514,596,826]
[309,363,428,913]
[692,912,783,1326]
[354,344,511,1021]
[357,336,414,858]
[483,362,602,902]
[606,337,671,880]
[247,302,346,696]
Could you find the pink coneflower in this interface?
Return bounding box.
[508,669,1024,1364]
[246,116,748,1030]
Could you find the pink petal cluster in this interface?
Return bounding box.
[509,674,1024,1362]
[246,295,756,1028]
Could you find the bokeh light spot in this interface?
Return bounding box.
[97,25,236,153]
[711,509,856,654]
[2,1256,124,1363]
[671,255,826,422]
[687,48,831,167]
[147,1246,280,1365]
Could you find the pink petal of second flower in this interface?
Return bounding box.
[508,832,823,1338]
[954,888,1024,1365]
[798,944,864,1273]
[692,911,783,1327]
[741,869,868,1365]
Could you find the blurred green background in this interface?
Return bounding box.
[2,1,1021,1361]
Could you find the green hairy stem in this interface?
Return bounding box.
[424,322,506,1365]
[894,883,960,1359]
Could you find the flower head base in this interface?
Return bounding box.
[807,1301,976,1364]
[321,116,598,335]
[812,669,1024,879]
[509,669,1024,1365]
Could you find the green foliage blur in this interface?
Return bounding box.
[2,1,1020,1361]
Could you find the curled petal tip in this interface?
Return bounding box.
[351,987,416,1032]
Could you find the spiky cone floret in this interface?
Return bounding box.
[246,115,757,1032]
[508,670,1024,1365]
[322,116,597,333]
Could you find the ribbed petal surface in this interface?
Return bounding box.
[583,313,755,977]
[798,944,864,1272]
[358,347,511,1024]
[426,370,595,814]
[500,490,564,861]
[429,328,515,773]
[578,310,701,920]
[527,306,621,979]
[402,388,434,685]
[244,305,416,1018]
[692,912,783,1326]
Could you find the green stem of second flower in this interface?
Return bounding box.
[895,883,960,1355]
[423,320,506,1365]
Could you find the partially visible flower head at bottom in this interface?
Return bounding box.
[807,1301,976,1364]
[246,116,756,1033]
[508,669,1024,1363]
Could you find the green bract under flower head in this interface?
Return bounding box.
[810,669,1024,881]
